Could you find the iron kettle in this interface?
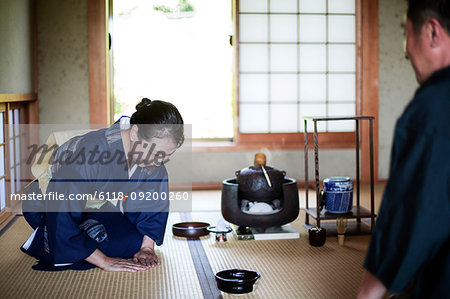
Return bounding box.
[235,153,286,203]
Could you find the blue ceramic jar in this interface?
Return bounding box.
[323,177,353,213]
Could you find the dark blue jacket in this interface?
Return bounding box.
[364,66,450,298]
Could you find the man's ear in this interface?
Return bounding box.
[130,125,139,142]
[427,18,444,48]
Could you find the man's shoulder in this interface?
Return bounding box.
[398,76,450,135]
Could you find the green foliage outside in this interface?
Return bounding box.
[177,0,194,12]
[153,0,194,14]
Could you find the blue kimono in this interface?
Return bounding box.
[364,66,450,297]
[22,117,170,270]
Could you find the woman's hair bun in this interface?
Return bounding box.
[130,98,184,147]
[136,98,152,111]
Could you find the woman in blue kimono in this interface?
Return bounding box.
[21,98,184,272]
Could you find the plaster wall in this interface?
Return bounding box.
[37,0,90,124]
[0,0,34,93]
[378,0,419,179]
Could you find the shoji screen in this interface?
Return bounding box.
[238,0,356,133]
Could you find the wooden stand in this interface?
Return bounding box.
[303,116,376,235]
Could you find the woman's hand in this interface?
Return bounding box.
[85,248,147,272]
[133,247,160,268]
[133,235,160,268]
[102,257,149,272]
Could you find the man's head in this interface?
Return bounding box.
[405,0,450,83]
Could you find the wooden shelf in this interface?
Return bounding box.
[304,219,373,235]
[304,206,375,220]
[303,116,377,233]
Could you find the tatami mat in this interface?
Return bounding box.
[0,211,371,299]
[193,211,370,299]
[0,214,203,299]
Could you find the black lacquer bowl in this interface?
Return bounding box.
[215,269,261,294]
[172,222,210,238]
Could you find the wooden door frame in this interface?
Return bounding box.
[88,0,113,125]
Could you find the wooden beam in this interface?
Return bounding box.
[29,0,39,125]
[360,0,379,182]
[233,0,240,142]
[0,94,36,103]
[238,132,357,149]
[88,0,109,125]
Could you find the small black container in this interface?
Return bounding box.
[215,269,261,294]
[308,227,326,247]
[172,222,210,238]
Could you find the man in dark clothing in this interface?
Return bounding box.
[358,0,450,298]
